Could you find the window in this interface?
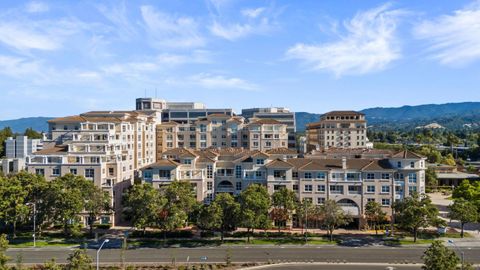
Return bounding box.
[206,193,214,202]
[381,173,391,180]
[183,159,192,165]
[367,198,375,203]
[348,185,361,194]
[255,171,262,178]
[108,168,114,176]
[292,172,298,178]
[235,165,242,178]
[317,185,325,192]
[207,182,213,191]
[85,169,95,178]
[304,172,312,179]
[346,173,356,181]
[317,198,325,205]
[52,168,60,176]
[316,172,326,180]
[382,199,391,206]
[265,141,272,147]
[304,184,313,192]
[70,168,77,175]
[408,173,417,183]
[144,171,153,179]
[410,162,415,168]
[397,161,402,168]
[293,184,299,191]
[366,173,375,180]
[35,169,44,176]
[236,182,242,191]
[330,185,343,194]
[207,165,213,178]
[256,159,264,165]
[367,185,375,193]
[381,185,390,193]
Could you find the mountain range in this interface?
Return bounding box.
[1,102,480,133]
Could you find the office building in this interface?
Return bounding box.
[1,136,43,174]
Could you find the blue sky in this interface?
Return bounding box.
[1,0,480,120]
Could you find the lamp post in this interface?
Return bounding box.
[448,240,464,270]
[26,202,36,248]
[96,239,110,270]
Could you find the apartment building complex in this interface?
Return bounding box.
[242,107,296,149]
[306,111,367,152]
[26,111,157,225]
[155,114,288,157]
[1,136,43,174]
[141,148,426,227]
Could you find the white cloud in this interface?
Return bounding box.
[0,23,60,51]
[140,5,205,48]
[25,1,49,13]
[188,73,258,90]
[241,7,266,18]
[209,7,274,41]
[0,55,42,77]
[97,2,138,41]
[413,1,480,66]
[286,4,404,77]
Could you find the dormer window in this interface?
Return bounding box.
[397,161,402,168]
[256,159,264,165]
[183,159,192,165]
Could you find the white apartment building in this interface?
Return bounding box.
[141,149,426,228]
[2,136,43,174]
[306,111,367,152]
[26,111,157,225]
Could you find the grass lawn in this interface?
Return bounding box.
[8,239,82,248]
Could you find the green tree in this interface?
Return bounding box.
[0,234,10,270]
[365,201,386,235]
[319,200,351,241]
[85,185,111,236]
[16,171,49,234]
[212,193,240,242]
[422,241,459,270]
[0,127,14,158]
[23,128,42,139]
[0,175,29,237]
[43,259,62,270]
[452,180,480,201]
[394,193,444,242]
[425,167,439,188]
[66,249,93,270]
[197,203,222,233]
[123,183,163,234]
[448,198,478,238]
[295,198,315,234]
[238,184,271,243]
[271,188,297,232]
[442,153,456,166]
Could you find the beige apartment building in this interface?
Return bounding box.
[156,114,288,159]
[26,111,157,225]
[306,111,367,152]
[141,148,426,228]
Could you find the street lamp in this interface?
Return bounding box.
[96,239,110,270]
[26,202,36,248]
[448,240,464,270]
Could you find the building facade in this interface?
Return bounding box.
[242,107,296,149]
[141,149,426,227]
[306,111,367,152]
[26,111,157,225]
[1,136,43,174]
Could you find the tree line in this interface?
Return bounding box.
[0,172,110,237]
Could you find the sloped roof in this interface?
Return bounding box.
[33,145,68,155]
[265,159,294,169]
[142,159,180,169]
[266,148,298,155]
[392,150,425,159]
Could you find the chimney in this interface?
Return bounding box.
[342,156,347,170]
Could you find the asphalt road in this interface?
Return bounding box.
[6,246,480,265]
[243,264,423,270]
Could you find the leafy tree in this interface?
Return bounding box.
[394,193,444,242]
[365,201,386,235]
[452,180,480,201]
[319,200,351,241]
[422,241,459,270]
[16,172,49,233]
[295,198,316,234]
[442,153,456,166]
[448,198,478,238]
[425,167,438,187]
[43,259,62,270]
[238,184,271,242]
[197,203,222,233]
[0,127,14,158]
[0,234,10,270]
[212,193,240,242]
[123,183,163,234]
[66,249,93,270]
[0,175,29,237]
[271,188,297,232]
[23,128,42,139]
[85,185,111,236]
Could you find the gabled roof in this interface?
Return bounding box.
[142,159,180,169]
[266,148,298,155]
[265,159,294,169]
[251,151,270,158]
[162,148,198,158]
[392,150,425,159]
[361,159,394,171]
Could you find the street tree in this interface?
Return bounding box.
[239,184,271,242]
[394,193,444,242]
[66,249,93,270]
[212,193,240,242]
[422,241,459,270]
[85,184,111,236]
[319,200,351,241]
[271,188,297,231]
[448,198,478,238]
[43,259,62,270]
[0,175,29,237]
[123,183,163,234]
[0,234,10,270]
[197,203,222,233]
[365,201,386,235]
[295,198,315,234]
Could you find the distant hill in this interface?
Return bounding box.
[296,102,480,132]
[0,117,54,133]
